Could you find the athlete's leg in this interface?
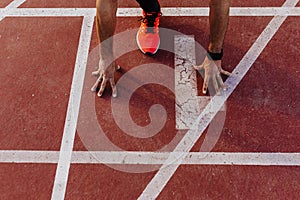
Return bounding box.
[92,0,118,97]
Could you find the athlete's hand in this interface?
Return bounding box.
[91,59,120,97]
[194,56,231,95]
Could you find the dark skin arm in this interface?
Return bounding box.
[209,0,231,53]
[91,0,118,97]
[194,0,231,95]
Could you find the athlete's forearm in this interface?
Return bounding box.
[96,0,118,57]
[208,0,231,53]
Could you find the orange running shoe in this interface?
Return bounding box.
[136,10,161,55]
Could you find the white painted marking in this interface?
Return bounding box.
[0,151,59,163]
[1,8,96,17]
[161,7,300,17]
[69,152,300,166]
[138,0,299,199]
[1,7,300,17]
[174,35,225,129]
[1,151,300,166]
[51,15,94,200]
[0,0,26,21]
[228,7,300,16]
[175,35,203,130]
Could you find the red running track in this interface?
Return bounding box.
[0,0,300,199]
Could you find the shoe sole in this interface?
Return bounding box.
[136,31,160,56]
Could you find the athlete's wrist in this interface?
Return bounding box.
[207,49,223,61]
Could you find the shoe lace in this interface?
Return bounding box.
[139,12,161,33]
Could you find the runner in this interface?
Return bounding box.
[93,0,231,97]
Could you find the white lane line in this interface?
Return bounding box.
[0,151,60,163]
[0,0,26,21]
[175,35,203,130]
[1,7,300,17]
[51,15,94,200]
[162,7,300,16]
[229,7,300,16]
[138,0,299,199]
[1,8,96,17]
[174,35,225,130]
[1,151,300,166]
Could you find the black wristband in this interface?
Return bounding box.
[207,49,223,61]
